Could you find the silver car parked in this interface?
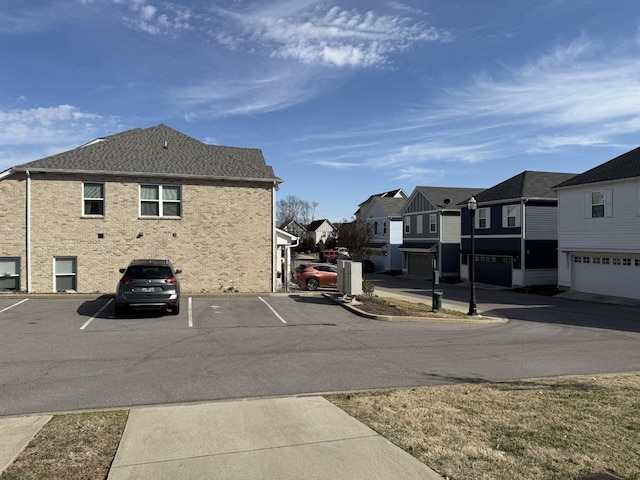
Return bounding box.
[115,259,181,317]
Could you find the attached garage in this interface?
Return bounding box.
[571,255,640,300]
[474,255,513,287]
[407,253,434,278]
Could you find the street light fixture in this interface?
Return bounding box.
[467,196,478,316]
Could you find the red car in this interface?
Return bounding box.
[293,263,337,291]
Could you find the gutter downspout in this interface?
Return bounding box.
[520,199,527,287]
[26,170,32,293]
[272,182,277,293]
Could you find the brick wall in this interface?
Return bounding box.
[1,172,275,293]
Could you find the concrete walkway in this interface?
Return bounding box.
[106,396,443,480]
[0,397,443,479]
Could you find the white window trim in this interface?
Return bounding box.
[476,208,490,229]
[404,216,411,234]
[502,204,520,228]
[429,213,437,233]
[82,182,105,217]
[0,257,20,291]
[585,189,612,218]
[139,184,182,218]
[54,256,77,293]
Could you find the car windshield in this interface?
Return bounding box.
[126,266,173,279]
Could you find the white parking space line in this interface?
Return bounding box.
[188,297,193,328]
[80,298,113,330]
[258,296,287,324]
[0,298,29,313]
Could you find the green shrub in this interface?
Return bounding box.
[362,280,375,296]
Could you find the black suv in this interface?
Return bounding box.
[115,259,181,317]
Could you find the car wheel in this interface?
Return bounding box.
[306,278,320,291]
[170,304,180,315]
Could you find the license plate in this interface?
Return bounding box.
[141,287,154,293]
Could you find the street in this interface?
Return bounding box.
[0,285,638,416]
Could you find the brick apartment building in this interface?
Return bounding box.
[0,124,282,294]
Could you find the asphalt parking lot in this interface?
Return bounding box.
[1,290,639,417]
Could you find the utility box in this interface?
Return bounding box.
[337,260,363,296]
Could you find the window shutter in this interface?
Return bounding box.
[502,206,508,228]
[605,189,613,218]
[585,193,592,218]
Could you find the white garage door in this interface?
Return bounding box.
[572,255,640,300]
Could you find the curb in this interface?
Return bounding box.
[323,293,507,324]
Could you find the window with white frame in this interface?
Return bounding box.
[54,257,77,292]
[417,215,423,234]
[140,185,182,217]
[591,191,605,218]
[502,204,520,228]
[477,208,490,229]
[83,182,104,216]
[429,213,437,233]
[0,257,20,291]
[404,216,411,234]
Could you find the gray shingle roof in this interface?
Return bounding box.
[554,146,640,188]
[12,124,281,183]
[472,171,576,203]
[375,196,407,217]
[414,186,485,209]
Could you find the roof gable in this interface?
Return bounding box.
[474,171,576,203]
[361,196,407,219]
[402,186,485,214]
[307,219,335,232]
[12,124,281,183]
[554,146,640,188]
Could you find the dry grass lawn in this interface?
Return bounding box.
[1,411,128,480]
[327,372,640,480]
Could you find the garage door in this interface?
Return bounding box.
[407,253,434,278]
[572,255,640,300]
[474,255,512,287]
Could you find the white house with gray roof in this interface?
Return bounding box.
[0,124,283,294]
[358,192,407,272]
[554,147,640,300]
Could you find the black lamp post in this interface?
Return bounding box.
[467,196,478,316]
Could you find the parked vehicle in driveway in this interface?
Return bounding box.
[293,263,337,291]
[320,249,339,263]
[115,259,181,316]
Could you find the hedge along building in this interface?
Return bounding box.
[0,124,283,294]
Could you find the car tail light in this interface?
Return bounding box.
[120,277,132,284]
[165,277,177,284]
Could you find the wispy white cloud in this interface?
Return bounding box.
[292,33,640,176]
[214,3,450,68]
[0,105,122,168]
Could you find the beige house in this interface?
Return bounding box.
[0,124,282,294]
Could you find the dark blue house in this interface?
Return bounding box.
[460,171,576,287]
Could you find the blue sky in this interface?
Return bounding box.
[3,1,640,222]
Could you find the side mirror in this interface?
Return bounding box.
[175,269,182,274]
[119,268,125,274]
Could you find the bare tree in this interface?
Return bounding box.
[336,218,373,261]
[277,195,317,226]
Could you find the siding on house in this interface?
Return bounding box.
[525,204,558,240]
[2,173,273,293]
[556,179,640,289]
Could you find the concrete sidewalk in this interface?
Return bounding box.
[1,397,443,480]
